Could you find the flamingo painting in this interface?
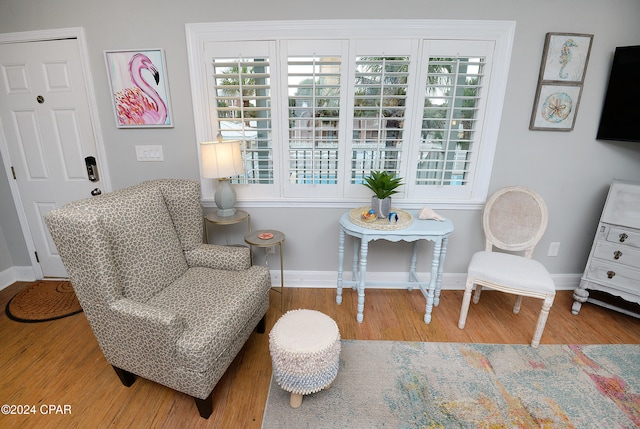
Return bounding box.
[106,50,171,127]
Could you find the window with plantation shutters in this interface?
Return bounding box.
[350,56,410,185]
[210,57,273,185]
[283,40,348,198]
[287,56,341,186]
[189,20,514,207]
[417,56,485,187]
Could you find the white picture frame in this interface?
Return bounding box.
[104,49,173,128]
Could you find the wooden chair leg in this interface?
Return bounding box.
[458,279,474,329]
[531,295,555,348]
[513,295,523,314]
[112,366,136,387]
[256,315,266,334]
[472,285,483,304]
[194,391,214,419]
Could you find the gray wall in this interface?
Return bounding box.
[0,158,29,271]
[1,0,640,282]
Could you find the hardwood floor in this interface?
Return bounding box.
[2,281,640,428]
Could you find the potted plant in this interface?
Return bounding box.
[363,171,404,218]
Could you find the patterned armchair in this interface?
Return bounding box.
[44,179,271,418]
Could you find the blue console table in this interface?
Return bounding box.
[336,210,454,324]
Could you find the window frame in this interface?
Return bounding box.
[186,19,515,209]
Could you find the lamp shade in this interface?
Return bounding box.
[200,140,244,178]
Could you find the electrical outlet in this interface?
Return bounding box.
[548,242,560,257]
[267,246,276,255]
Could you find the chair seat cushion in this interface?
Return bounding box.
[147,265,271,372]
[468,251,555,294]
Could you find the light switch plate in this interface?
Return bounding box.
[135,145,164,162]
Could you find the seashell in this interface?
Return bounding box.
[418,205,444,221]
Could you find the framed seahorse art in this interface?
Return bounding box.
[105,49,174,128]
[530,33,593,131]
[539,33,594,84]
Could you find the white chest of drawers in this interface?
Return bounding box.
[573,179,640,317]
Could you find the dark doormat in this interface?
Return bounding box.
[5,281,82,323]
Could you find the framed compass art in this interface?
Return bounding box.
[530,32,593,131]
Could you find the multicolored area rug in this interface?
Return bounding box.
[262,340,640,428]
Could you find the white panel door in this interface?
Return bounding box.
[0,38,102,278]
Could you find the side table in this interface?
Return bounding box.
[245,229,285,312]
[337,210,454,324]
[204,209,250,244]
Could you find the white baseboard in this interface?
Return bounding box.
[0,266,581,292]
[0,269,13,291]
[271,270,581,291]
[0,266,37,291]
[548,274,583,291]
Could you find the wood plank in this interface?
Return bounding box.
[1,281,640,428]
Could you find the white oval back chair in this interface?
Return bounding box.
[457,186,555,347]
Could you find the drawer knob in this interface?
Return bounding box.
[607,270,616,279]
[613,250,623,260]
[619,233,628,243]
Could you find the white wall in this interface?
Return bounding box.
[1,0,639,286]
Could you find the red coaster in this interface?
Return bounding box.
[258,232,274,240]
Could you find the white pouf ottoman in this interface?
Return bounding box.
[269,309,341,408]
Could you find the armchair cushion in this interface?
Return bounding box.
[146,265,271,372]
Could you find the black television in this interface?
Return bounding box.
[596,45,640,142]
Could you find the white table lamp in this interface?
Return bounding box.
[201,137,245,217]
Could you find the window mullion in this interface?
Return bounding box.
[398,39,423,201]
[311,57,318,182]
[337,41,355,198]
[375,58,385,172]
